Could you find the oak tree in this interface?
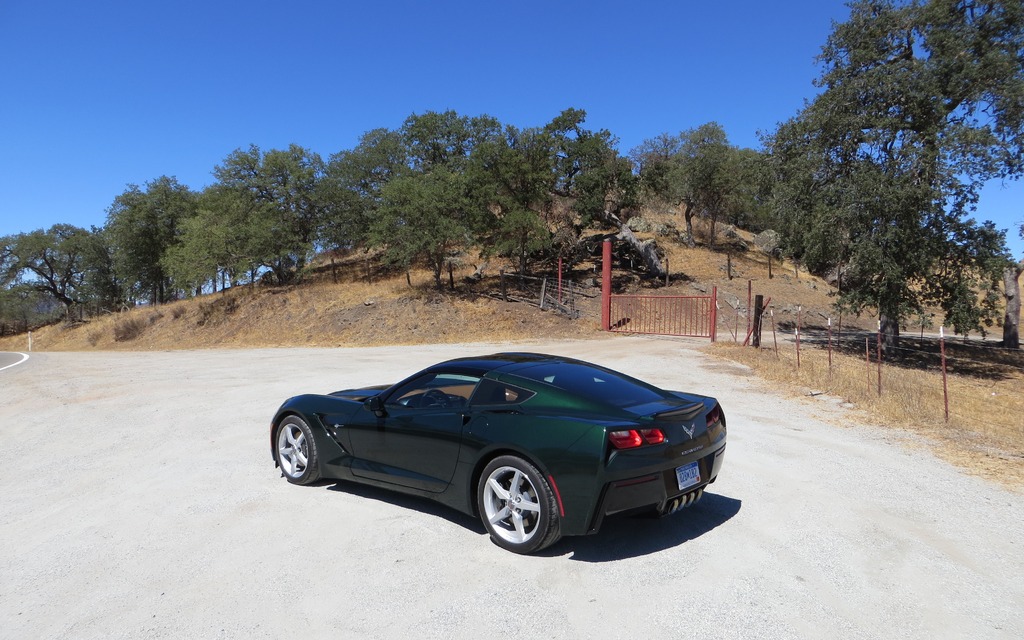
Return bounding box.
[767,0,1023,351]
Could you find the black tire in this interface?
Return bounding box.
[275,416,321,485]
[477,455,561,554]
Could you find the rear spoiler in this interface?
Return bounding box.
[652,402,704,422]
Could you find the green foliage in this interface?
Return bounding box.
[633,123,767,246]
[106,176,197,303]
[77,226,121,311]
[213,144,326,284]
[164,185,280,292]
[766,0,1022,342]
[2,233,69,331]
[402,111,501,172]
[545,109,639,229]
[321,128,410,250]
[0,283,61,334]
[343,108,639,278]
[373,168,478,289]
[469,123,558,273]
[3,223,94,315]
[0,236,15,290]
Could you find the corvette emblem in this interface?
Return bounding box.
[682,424,695,439]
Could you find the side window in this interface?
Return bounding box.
[470,379,536,406]
[387,373,480,409]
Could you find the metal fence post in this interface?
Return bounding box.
[710,286,718,342]
[876,321,882,396]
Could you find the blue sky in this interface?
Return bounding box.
[1,0,1021,255]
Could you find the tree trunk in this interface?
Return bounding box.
[880,314,900,357]
[1003,261,1023,349]
[432,258,444,290]
[600,205,666,278]
[680,201,696,248]
[616,225,666,279]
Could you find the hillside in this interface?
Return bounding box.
[0,218,855,352]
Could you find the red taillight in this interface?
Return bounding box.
[706,405,721,427]
[640,428,665,444]
[609,430,643,449]
[609,428,665,449]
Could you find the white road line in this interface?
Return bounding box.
[0,352,30,372]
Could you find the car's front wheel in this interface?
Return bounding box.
[477,455,561,554]
[275,416,321,485]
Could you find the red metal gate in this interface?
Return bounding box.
[607,292,717,339]
[599,240,717,341]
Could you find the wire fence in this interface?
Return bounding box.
[717,299,1023,438]
[484,271,594,319]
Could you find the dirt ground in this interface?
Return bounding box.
[2,336,1022,639]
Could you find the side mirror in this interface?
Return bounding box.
[365,396,386,418]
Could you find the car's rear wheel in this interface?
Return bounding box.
[477,455,560,554]
[276,416,321,485]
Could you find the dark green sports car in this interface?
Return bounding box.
[270,353,727,554]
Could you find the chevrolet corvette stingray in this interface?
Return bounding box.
[270,353,727,553]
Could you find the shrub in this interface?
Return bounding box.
[113,317,146,342]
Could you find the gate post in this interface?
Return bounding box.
[710,286,718,342]
[601,240,612,331]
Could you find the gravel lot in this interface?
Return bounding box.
[1,337,1021,639]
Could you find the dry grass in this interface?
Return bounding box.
[112,316,147,342]
[712,341,1024,489]
[0,264,597,352]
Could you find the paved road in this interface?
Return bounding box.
[1,338,1021,639]
[0,351,28,371]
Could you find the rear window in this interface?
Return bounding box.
[511,363,664,408]
[470,379,536,406]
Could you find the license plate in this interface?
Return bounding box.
[675,461,701,491]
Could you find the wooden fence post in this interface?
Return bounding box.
[796,305,802,368]
[746,280,752,339]
[865,338,870,395]
[827,317,833,381]
[752,295,763,348]
[601,240,611,331]
[941,326,949,423]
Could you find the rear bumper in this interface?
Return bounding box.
[586,442,726,534]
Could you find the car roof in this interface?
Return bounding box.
[433,352,587,376]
